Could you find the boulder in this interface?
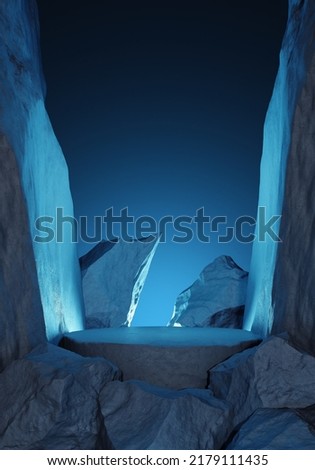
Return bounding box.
[100,380,232,450]
[0,0,85,359]
[244,0,315,354]
[80,236,159,327]
[0,344,121,449]
[208,336,315,427]
[226,408,315,450]
[168,256,248,328]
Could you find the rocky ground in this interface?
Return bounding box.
[0,334,314,449]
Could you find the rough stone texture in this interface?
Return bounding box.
[206,306,244,328]
[168,256,248,328]
[0,0,85,349]
[244,0,315,354]
[100,380,232,450]
[296,403,315,430]
[61,327,260,389]
[226,408,315,450]
[80,236,160,328]
[0,344,121,449]
[0,135,45,371]
[209,336,315,428]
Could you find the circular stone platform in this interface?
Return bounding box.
[61,327,260,390]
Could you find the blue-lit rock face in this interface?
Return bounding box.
[0,0,85,346]
[244,0,315,353]
[80,236,160,327]
[168,256,248,328]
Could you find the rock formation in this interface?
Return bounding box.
[0,134,45,371]
[208,336,315,428]
[168,256,248,328]
[0,344,120,449]
[0,0,85,361]
[244,0,315,354]
[1,0,315,452]
[226,408,315,450]
[80,236,160,327]
[100,380,232,450]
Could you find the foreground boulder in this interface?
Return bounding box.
[80,236,160,327]
[168,256,248,327]
[100,380,232,449]
[226,408,315,450]
[0,344,121,449]
[208,336,315,428]
[244,0,315,355]
[0,0,85,363]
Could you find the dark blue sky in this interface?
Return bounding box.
[37,0,288,325]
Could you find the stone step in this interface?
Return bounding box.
[60,327,260,389]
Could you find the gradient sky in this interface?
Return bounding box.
[37,0,288,326]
